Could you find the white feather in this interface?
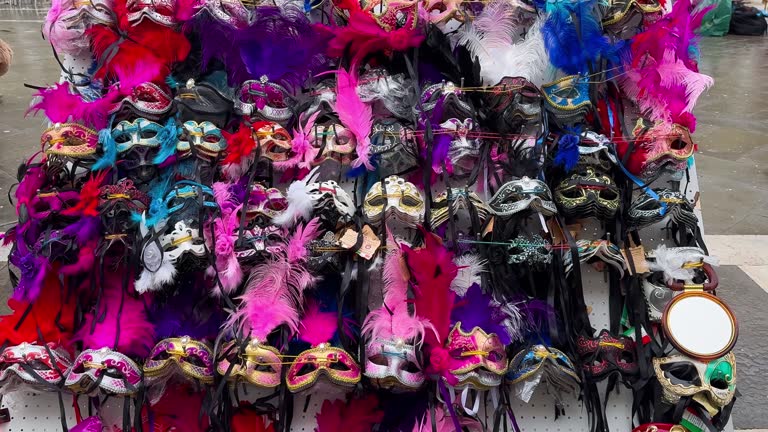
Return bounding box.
[479,17,556,87]
[273,180,314,227]
[451,254,487,296]
[152,258,177,287]
[648,245,719,283]
[135,270,155,294]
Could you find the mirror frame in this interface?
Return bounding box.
[662,291,738,361]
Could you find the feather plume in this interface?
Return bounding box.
[61,216,102,246]
[286,218,321,263]
[27,83,119,130]
[60,242,97,276]
[141,383,209,431]
[363,245,436,345]
[135,255,176,294]
[231,404,275,432]
[457,0,515,57]
[405,231,458,348]
[450,284,522,345]
[76,275,154,357]
[221,125,258,180]
[43,0,90,56]
[316,7,424,70]
[69,417,103,432]
[149,281,223,340]
[273,179,314,227]
[649,245,718,283]
[480,17,556,86]
[412,410,483,432]
[92,127,117,170]
[315,395,384,432]
[9,246,49,302]
[297,299,338,347]
[554,133,580,172]
[450,254,486,296]
[274,112,320,171]
[0,271,77,347]
[336,68,374,170]
[62,171,109,217]
[151,118,182,165]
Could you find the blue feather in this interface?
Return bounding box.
[542,0,618,74]
[165,75,179,89]
[132,172,172,227]
[152,118,180,165]
[92,128,117,171]
[554,133,580,172]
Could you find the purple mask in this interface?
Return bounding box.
[65,348,143,395]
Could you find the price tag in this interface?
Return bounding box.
[621,245,650,275]
[339,226,381,260]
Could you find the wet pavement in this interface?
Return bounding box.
[0,16,767,430]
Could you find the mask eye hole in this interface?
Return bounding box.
[203,134,220,144]
[669,138,688,150]
[28,359,50,371]
[329,358,350,371]
[618,350,635,364]
[368,354,388,366]
[401,195,421,207]
[366,196,387,207]
[599,188,618,201]
[103,366,124,379]
[297,363,318,376]
[114,133,132,144]
[559,187,584,199]
[553,87,579,99]
[184,354,207,368]
[403,361,421,373]
[662,362,702,386]
[153,351,172,361]
[487,351,503,362]
[140,129,158,140]
[710,377,729,390]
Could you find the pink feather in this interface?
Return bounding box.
[335,68,373,170]
[60,242,96,275]
[404,231,457,348]
[274,111,321,171]
[27,83,121,130]
[362,244,436,345]
[75,274,154,357]
[286,217,321,263]
[297,300,337,347]
[43,0,90,56]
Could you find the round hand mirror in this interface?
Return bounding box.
[662,292,738,361]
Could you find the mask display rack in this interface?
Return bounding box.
[0,1,736,431]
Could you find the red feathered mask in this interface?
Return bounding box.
[87,0,190,87]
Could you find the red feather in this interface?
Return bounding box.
[0,270,77,347]
[142,383,209,431]
[315,394,384,432]
[231,404,276,432]
[403,230,458,348]
[62,171,109,217]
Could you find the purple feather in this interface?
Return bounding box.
[451,284,514,345]
[62,216,102,246]
[150,279,223,340]
[236,6,330,88]
[10,247,48,302]
[515,296,557,336]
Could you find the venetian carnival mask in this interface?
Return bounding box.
[507,345,581,404]
[506,234,552,266]
[565,239,626,277]
[235,77,293,123]
[578,131,619,172]
[365,338,424,391]
[111,118,168,153]
[602,0,662,37]
[644,276,676,322]
[653,352,736,416]
[42,123,99,159]
[363,176,424,227]
[244,185,287,224]
[542,75,591,126]
[488,177,557,217]
[638,124,695,179]
[419,81,474,124]
[576,330,639,382]
[109,82,173,122]
[431,188,490,229]
[126,0,178,26]
[307,180,356,222]
[311,123,357,165]
[445,324,507,390]
[286,343,361,393]
[359,0,419,31]
[159,221,208,264]
[144,337,215,386]
[440,118,480,176]
[370,119,419,176]
[252,122,293,162]
[0,343,72,394]
[65,348,143,396]
[485,77,543,134]
[554,167,620,220]
[632,425,688,432]
[217,339,282,388]
[628,189,698,229]
[175,79,234,127]
[177,121,227,160]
